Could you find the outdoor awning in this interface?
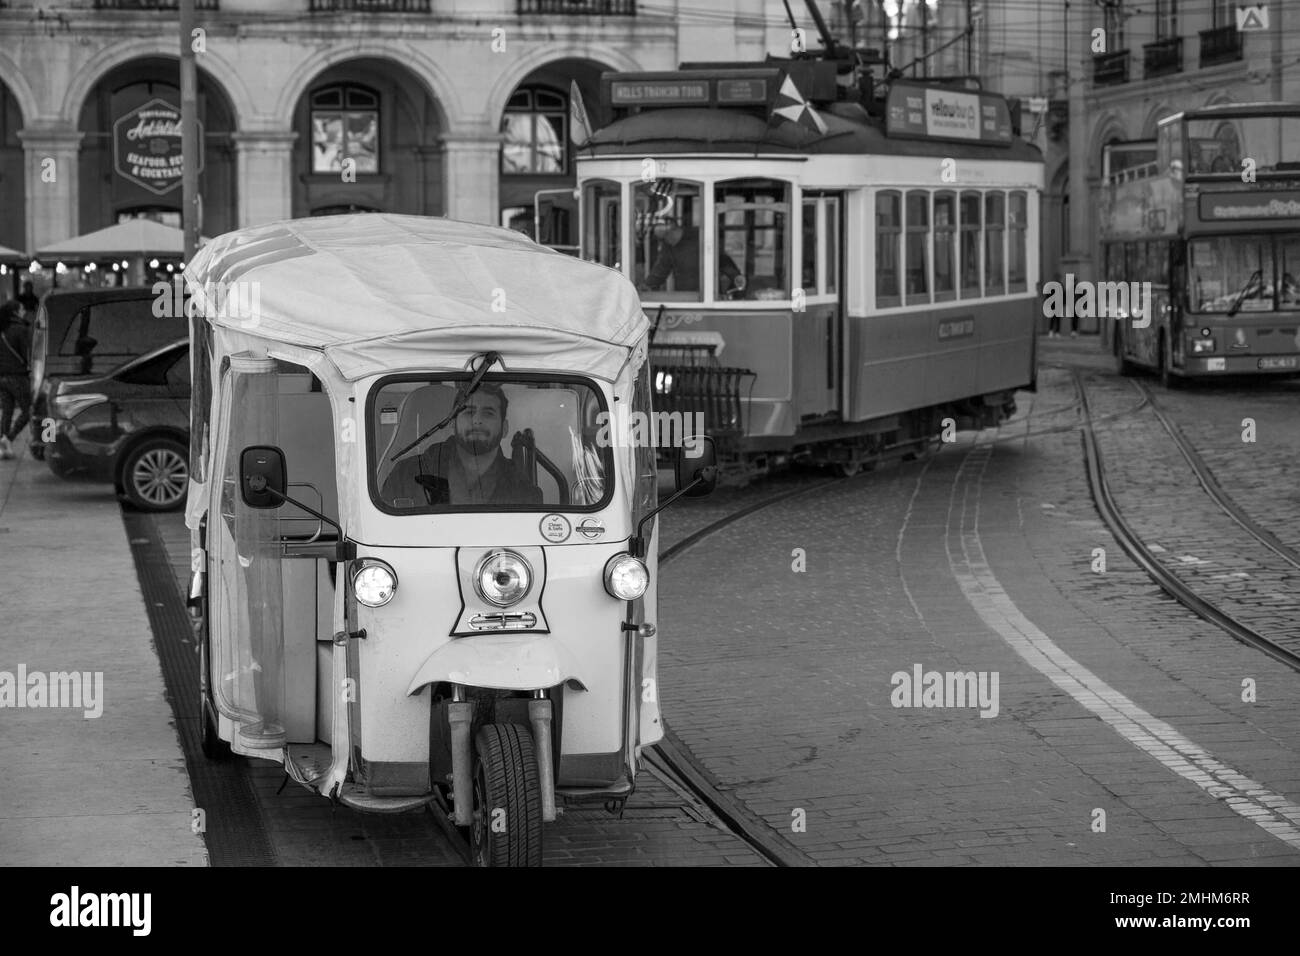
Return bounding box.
[0,244,26,261]
[35,219,204,259]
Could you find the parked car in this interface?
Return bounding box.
[28,286,186,459]
[45,338,190,512]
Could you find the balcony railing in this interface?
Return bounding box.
[517,0,638,14]
[94,0,219,8]
[1092,50,1129,85]
[1143,36,1182,78]
[309,0,431,10]
[1199,25,1243,67]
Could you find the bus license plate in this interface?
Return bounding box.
[1258,357,1298,370]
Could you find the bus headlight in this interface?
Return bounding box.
[1191,338,1216,354]
[604,553,648,601]
[351,559,398,607]
[475,550,533,607]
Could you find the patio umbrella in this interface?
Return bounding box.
[35,219,203,260]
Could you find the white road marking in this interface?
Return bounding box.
[945,445,1300,851]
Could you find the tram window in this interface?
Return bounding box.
[824,196,840,296]
[582,180,621,269]
[633,179,703,301]
[905,190,930,304]
[876,190,901,307]
[934,191,956,301]
[802,198,818,293]
[1008,191,1027,292]
[959,191,981,298]
[984,192,1005,296]
[716,178,791,300]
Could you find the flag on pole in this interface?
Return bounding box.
[570,80,593,145]
[772,73,828,135]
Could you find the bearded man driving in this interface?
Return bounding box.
[382,383,543,507]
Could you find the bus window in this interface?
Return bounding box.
[1008,191,1027,292]
[716,178,791,300]
[1189,236,1274,313]
[634,179,702,301]
[984,192,1005,295]
[934,191,955,301]
[582,179,621,269]
[1280,237,1300,308]
[905,190,930,304]
[959,191,981,298]
[876,190,901,308]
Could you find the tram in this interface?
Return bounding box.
[1100,104,1300,384]
[571,58,1044,476]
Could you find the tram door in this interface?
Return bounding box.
[795,193,843,420]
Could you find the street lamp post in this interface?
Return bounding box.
[180,0,198,265]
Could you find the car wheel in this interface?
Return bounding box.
[121,437,189,512]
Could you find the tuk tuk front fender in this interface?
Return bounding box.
[406,635,588,695]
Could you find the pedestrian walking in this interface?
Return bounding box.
[0,299,33,460]
[17,280,39,316]
[1046,269,1062,337]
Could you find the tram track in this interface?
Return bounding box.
[1072,370,1300,674]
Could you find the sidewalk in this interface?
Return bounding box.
[0,447,205,866]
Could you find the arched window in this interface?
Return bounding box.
[501,87,567,175]
[311,84,379,174]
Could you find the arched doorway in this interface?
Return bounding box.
[0,82,24,255]
[291,60,444,218]
[498,59,613,253]
[76,58,237,239]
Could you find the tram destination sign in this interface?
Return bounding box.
[112,98,203,195]
[885,82,1013,146]
[1198,190,1300,221]
[603,70,778,109]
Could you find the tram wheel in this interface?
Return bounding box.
[470,723,543,867]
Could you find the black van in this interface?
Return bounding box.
[28,286,186,457]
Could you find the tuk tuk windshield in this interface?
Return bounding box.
[371,376,611,512]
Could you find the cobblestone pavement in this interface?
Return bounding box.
[142,510,763,866]
[1080,370,1300,656]
[656,351,1300,866]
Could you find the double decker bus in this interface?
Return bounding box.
[572,61,1044,476]
[1102,104,1300,384]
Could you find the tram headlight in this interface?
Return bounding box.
[1191,338,1216,354]
[604,553,649,601]
[475,550,533,607]
[351,559,398,607]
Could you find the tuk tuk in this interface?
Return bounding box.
[184,214,715,866]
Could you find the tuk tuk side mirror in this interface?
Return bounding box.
[632,435,719,558]
[240,445,287,509]
[675,435,718,498]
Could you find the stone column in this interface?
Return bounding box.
[1061,47,1095,332]
[19,126,84,254]
[232,130,296,228]
[440,129,503,226]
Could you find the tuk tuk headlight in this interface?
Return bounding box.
[352,559,397,607]
[475,550,533,607]
[604,553,648,601]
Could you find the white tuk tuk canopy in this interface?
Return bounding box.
[183,214,648,382]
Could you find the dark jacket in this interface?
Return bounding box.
[382,437,543,507]
[0,316,31,376]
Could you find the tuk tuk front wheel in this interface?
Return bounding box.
[470,723,543,867]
